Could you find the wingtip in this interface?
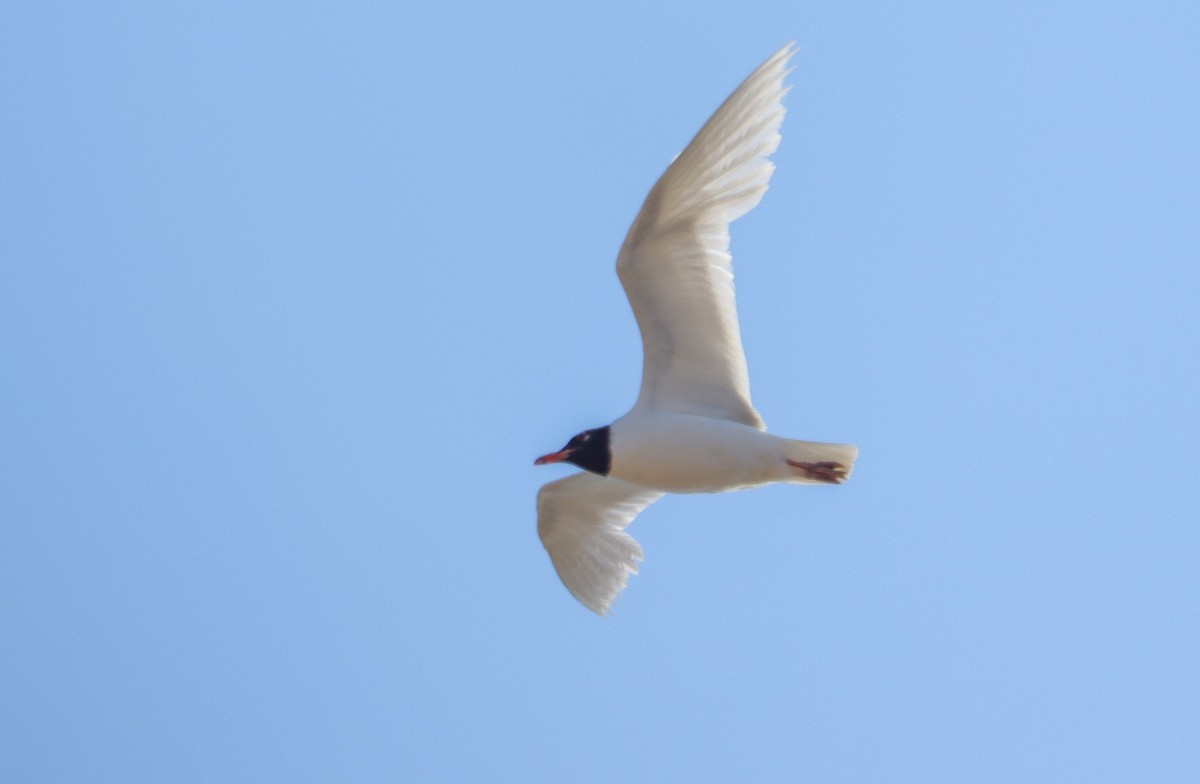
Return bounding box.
[746,43,797,96]
[578,590,616,616]
[774,41,799,64]
[776,42,799,77]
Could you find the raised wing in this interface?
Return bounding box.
[536,473,664,615]
[617,44,795,429]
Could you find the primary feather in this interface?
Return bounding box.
[618,43,794,428]
[537,474,663,615]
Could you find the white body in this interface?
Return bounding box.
[535,45,858,615]
[610,411,855,493]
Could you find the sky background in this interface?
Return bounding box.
[3,1,1198,782]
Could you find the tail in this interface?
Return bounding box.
[780,439,858,485]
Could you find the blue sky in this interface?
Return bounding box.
[2,1,1198,782]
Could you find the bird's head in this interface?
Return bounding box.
[534,426,611,476]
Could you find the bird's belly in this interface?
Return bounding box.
[608,413,784,493]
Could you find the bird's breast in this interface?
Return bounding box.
[608,412,785,493]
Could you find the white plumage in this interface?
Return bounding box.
[536,44,857,615]
[536,474,662,615]
[618,44,792,429]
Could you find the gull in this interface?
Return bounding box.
[534,44,856,614]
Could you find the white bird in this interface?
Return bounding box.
[534,44,857,615]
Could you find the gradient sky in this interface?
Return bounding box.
[3,2,1198,782]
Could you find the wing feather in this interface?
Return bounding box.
[617,44,795,428]
[536,473,663,615]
